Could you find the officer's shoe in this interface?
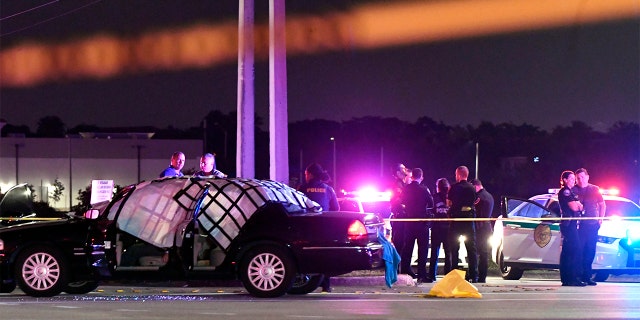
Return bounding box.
[562,281,587,287]
[404,272,418,279]
[418,277,433,284]
[584,280,597,286]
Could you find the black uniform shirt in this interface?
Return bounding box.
[448,180,476,216]
[401,181,433,219]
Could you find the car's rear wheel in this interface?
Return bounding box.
[593,271,609,282]
[288,274,324,295]
[64,280,100,294]
[15,245,68,297]
[497,248,523,280]
[240,245,296,298]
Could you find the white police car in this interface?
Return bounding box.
[492,189,640,281]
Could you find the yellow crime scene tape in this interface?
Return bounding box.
[385,216,640,222]
[0,217,66,221]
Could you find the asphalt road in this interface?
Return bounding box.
[2,273,640,320]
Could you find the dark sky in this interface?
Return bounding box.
[1,1,638,132]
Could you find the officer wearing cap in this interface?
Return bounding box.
[447,166,479,283]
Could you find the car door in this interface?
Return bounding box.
[502,197,562,267]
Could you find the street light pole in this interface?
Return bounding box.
[475,142,479,180]
[330,137,336,189]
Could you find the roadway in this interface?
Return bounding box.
[2,273,639,320]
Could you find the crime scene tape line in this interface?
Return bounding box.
[385,216,639,222]
[0,217,65,221]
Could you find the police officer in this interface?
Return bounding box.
[572,168,606,286]
[399,168,433,282]
[425,178,452,282]
[558,170,586,286]
[390,164,411,257]
[298,162,339,291]
[298,163,339,212]
[471,179,494,283]
[447,166,479,283]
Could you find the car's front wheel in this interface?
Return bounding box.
[497,248,523,280]
[15,245,68,297]
[288,274,324,295]
[64,280,100,294]
[240,245,295,298]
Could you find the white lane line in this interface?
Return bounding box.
[114,309,150,312]
[197,312,237,316]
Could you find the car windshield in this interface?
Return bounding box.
[507,199,548,219]
[338,199,360,212]
[361,201,392,219]
[606,200,640,218]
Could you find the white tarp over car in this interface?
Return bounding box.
[108,177,320,250]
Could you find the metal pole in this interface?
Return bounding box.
[68,138,72,210]
[331,137,336,189]
[136,145,142,182]
[237,0,255,178]
[268,0,289,184]
[14,144,21,184]
[299,148,303,185]
[475,142,479,179]
[380,146,384,177]
[202,118,207,154]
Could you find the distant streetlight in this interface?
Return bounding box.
[330,137,336,189]
[213,122,228,159]
[475,142,479,180]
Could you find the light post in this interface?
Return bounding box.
[330,137,336,189]
[213,122,228,159]
[475,142,479,180]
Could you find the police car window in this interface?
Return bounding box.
[509,200,547,219]
[361,201,392,219]
[547,201,561,215]
[532,198,547,206]
[339,199,360,212]
[606,200,640,218]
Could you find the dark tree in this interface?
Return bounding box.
[36,116,66,137]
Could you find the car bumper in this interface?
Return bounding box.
[594,239,640,270]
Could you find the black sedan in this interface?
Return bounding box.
[1,177,385,297]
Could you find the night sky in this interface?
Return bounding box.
[1,1,638,132]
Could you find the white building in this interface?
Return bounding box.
[0,133,202,211]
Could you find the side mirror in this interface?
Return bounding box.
[84,209,100,219]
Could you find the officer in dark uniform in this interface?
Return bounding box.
[298,162,340,292]
[471,179,494,283]
[399,168,433,282]
[426,178,452,282]
[558,170,586,286]
[390,164,410,258]
[448,166,479,283]
[298,163,339,212]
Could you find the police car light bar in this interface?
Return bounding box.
[346,186,392,202]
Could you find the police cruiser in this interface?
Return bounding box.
[491,189,640,281]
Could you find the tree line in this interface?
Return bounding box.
[2,112,639,204]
